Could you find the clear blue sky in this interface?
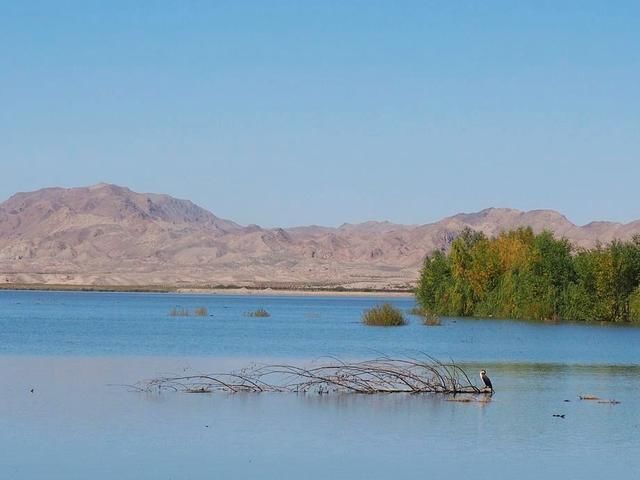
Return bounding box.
[1,1,638,227]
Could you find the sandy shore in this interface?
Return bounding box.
[0,282,413,297]
[175,287,414,297]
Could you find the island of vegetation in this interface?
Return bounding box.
[362,303,408,326]
[416,227,640,323]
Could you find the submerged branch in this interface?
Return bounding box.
[138,357,488,396]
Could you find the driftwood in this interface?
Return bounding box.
[579,394,601,401]
[137,356,491,396]
[579,394,621,404]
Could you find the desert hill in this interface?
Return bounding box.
[1,184,638,289]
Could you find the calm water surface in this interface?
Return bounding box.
[1,291,639,479]
[2,290,640,363]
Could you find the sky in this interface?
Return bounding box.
[1,1,639,228]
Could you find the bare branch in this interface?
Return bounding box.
[137,356,490,396]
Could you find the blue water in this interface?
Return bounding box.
[2,290,640,364]
[1,290,639,479]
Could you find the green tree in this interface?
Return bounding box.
[416,249,452,314]
[416,228,640,323]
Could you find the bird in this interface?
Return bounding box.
[480,369,493,393]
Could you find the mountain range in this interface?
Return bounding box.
[1,184,639,290]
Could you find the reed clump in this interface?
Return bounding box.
[362,303,407,326]
[246,308,271,318]
[169,306,209,317]
[423,312,441,326]
[408,305,441,326]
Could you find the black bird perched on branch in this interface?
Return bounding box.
[480,369,493,393]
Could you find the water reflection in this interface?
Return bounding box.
[1,356,639,479]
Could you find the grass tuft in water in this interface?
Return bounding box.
[169,306,208,317]
[362,303,407,327]
[246,308,271,318]
[422,312,441,326]
[408,306,441,326]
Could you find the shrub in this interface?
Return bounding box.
[408,305,441,326]
[362,303,407,327]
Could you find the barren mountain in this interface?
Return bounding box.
[1,184,638,289]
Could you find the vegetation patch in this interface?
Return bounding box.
[246,308,271,318]
[416,227,640,323]
[362,303,407,326]
[408,306,441,326]
[169,306,209,317]
[422,312,441,326]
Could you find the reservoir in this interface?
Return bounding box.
[1,290,639,479]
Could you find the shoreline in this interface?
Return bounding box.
[0,283,414,297]
[176,287,413,297]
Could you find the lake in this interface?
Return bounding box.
[1,290,639,479]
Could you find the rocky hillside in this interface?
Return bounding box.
[1,184,638,289]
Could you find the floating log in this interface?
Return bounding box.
[579,395,601,401]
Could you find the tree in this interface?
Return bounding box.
[416,249,452,314]
[416,228,640,322]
